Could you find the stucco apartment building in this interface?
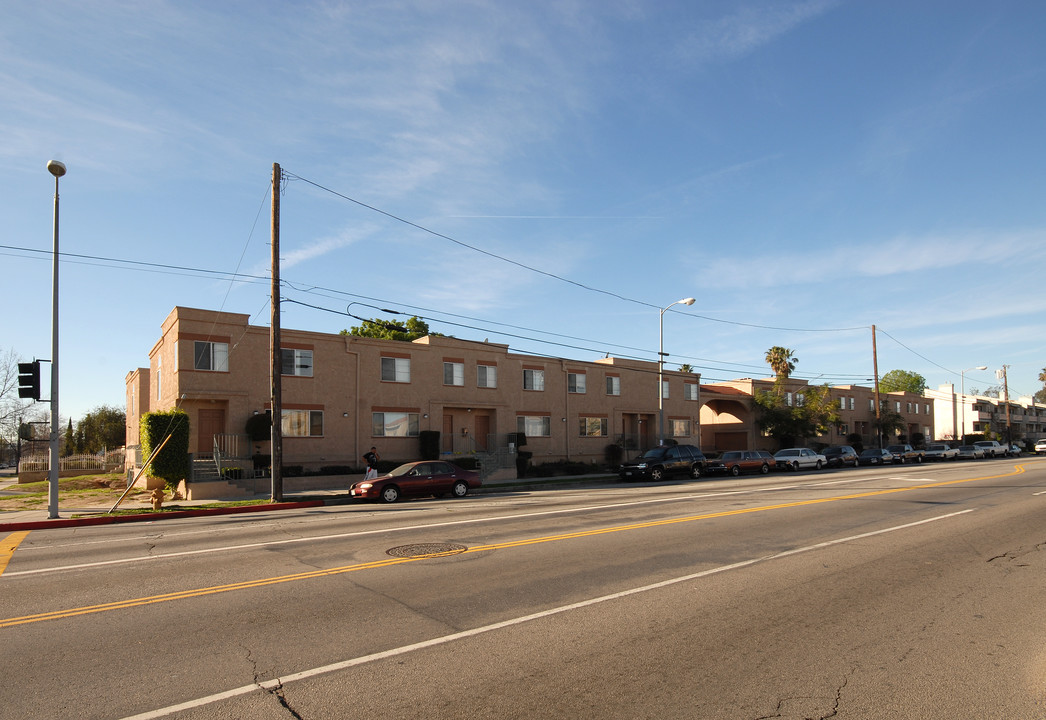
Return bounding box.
[125,307,706,470]
[700,378,934,451]
[927,383,1046,444]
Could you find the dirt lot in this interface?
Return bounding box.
[0,474,151,512]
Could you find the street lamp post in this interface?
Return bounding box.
[658,297,695,446]
[47,159,66,519]
[958,365,987,445]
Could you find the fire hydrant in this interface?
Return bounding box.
[150,488,165,511]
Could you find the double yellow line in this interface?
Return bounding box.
[0,464,1030,629]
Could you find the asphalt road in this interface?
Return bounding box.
[2,458,1045,719]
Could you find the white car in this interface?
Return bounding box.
[773,447,827,471]
[923,443,959,461]
[1035,439,1046,455]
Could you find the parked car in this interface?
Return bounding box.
[349,460,480,503]
[858,448,893,466]
[1035,439,1046,455]
[973,440,1009,458]
[957,445,986,460]
[752,450,778,471]
[619,444,707,481]
[773,447,827,471]
[1009,444,1022,457]
[706,450,772,476]
[885,444,922,464]
[923,443,959,461]
[822,445,859,468]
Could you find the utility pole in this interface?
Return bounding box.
[1000,364,1011,445]
[270,163,283,502]
[872,325,881,449]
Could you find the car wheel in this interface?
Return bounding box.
[760,463,769,474]
[815,460,823,470]
[690,464,702,479]
[379,485,400,503]
[730,465,741,477]
[451,480,469,498]
[915,454,923,463]
[651,467,665,481]
[791,461,800,472]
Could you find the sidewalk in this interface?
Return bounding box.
[0,473,616,532]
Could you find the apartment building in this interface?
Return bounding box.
[927,383,1046,444]
[700,378,934,452]
[125,307,705,471]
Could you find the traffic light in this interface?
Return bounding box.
[18,360,41,400]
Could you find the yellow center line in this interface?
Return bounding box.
[0,464,1029,629]
[0,531,31,577]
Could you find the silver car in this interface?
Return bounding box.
[773,447,827,471]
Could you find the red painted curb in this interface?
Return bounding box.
[0,500,327,532]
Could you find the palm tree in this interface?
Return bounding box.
[764,346,797,380]
[678,363,694,373]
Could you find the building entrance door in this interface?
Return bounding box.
[197,409,225,455]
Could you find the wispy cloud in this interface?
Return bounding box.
[676,0,840,64]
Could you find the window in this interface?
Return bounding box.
[796,393,805,407]
[372,411,420,437]
[895,401,901,413]
[477,364,497,388]
[568,372,586,394]
[443,362,464,386]
[907,402,913,413]
[684,383,698,401]
[606,376,621,396]
[669,419,690,437]
[914,403,919,414]
[925,404,930,415]
[662,380,670,399]
[579,417,607,437]
[156,356,162,401]
[517,415,551,437]
[849,397,855,410]
[194,341,230,372]
[523,368,545,391]
[381,357,410,383]
[839,397,846,410]
[281,348,312,377]
[869,398,875,412]
[282,409,323,437]
[785,392,793,407]
[838,423,849,435]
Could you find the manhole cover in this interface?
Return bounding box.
[387,543,468,558]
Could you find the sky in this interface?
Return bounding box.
[2,0,1045,423]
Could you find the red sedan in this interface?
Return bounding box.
[349,460,480,503]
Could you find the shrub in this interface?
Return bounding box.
[245,413,271,442]
[419,431,441,460]
[605,444,623,468]
[453,457,479,471]
[140,409,190,492]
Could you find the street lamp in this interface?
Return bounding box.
[47,159,66,519]
[658,297,695,446]
[958,365,987,445]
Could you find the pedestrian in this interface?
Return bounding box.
[363,446,380,481]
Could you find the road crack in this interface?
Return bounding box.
[243,644,304,719]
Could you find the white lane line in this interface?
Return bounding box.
[118,508,975,720]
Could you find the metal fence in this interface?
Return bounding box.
[17,450,125,473]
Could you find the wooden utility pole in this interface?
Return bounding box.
[270,163,283,501]
[872,325,882,449]
[1001,364,1011,445]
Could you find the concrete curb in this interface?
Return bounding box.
[0,500,327,532]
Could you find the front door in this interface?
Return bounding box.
[475,414,490,451]
[442,414,454,453]
[197,409,225,455]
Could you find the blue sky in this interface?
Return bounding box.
[3,0,1045,422]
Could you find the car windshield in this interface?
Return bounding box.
[387,463,420,477]
[640,448,669,459]
[859,449,881,456]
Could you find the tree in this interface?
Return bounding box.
[874,400,906,443]
[764,347,797,380]
[754,384,840,448]
[0,347,47,464]
[340,316,433,342]
[75,405,126,453]
[140,409,190,491]
[879,369,927,394]
[1034,367,1046,404]
[678,363,695,373]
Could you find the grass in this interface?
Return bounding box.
[0,473,151,513]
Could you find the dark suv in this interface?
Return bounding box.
[822,445,858,468]
[619,444,707,481]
